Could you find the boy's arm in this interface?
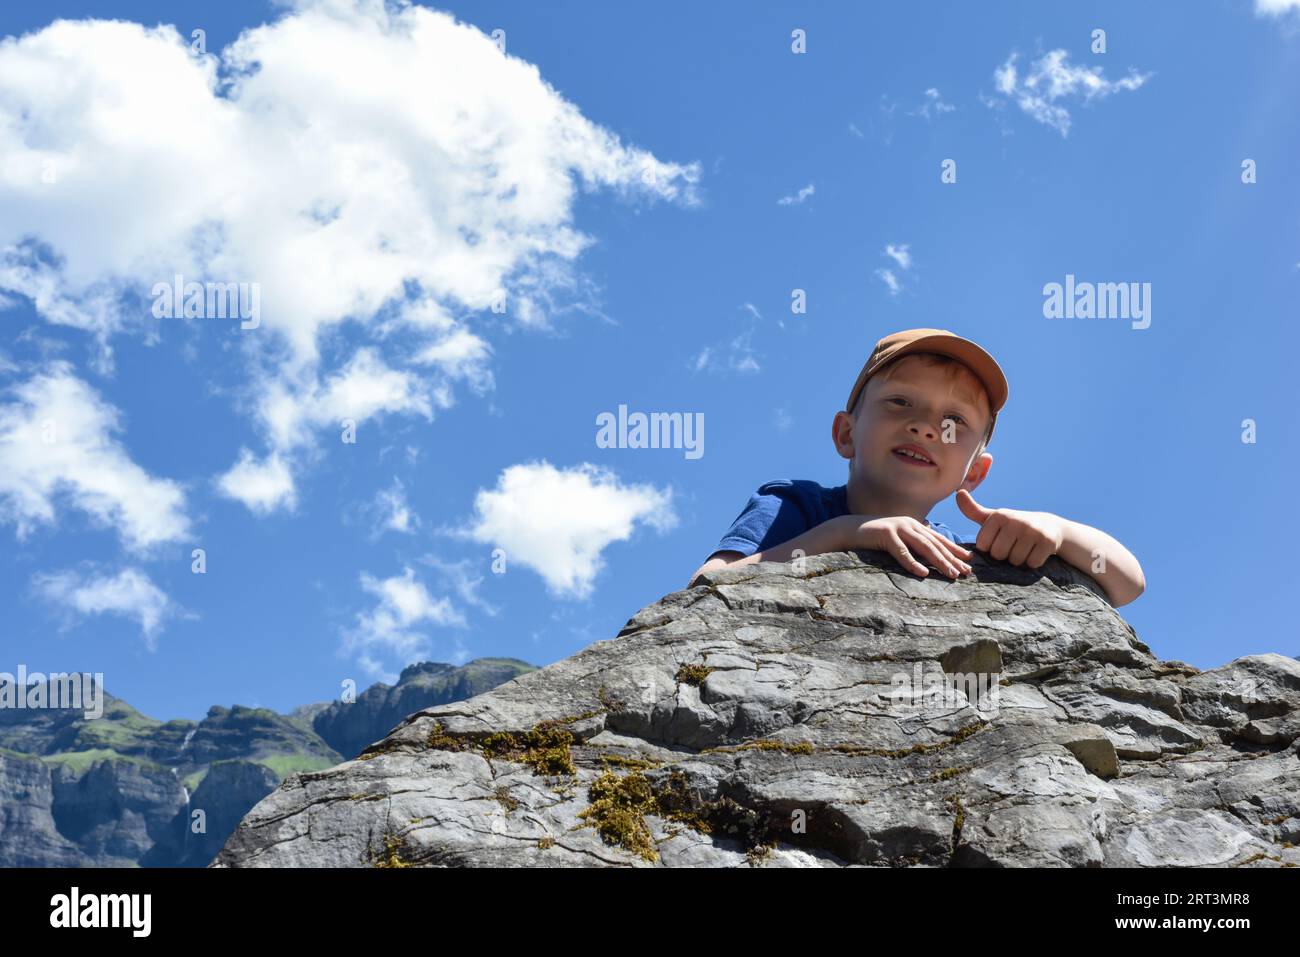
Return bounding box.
[1053,518,1146,608]
[956,490,1145,608]
[688,516,851,589]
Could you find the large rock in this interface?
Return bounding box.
[212,550,1300,868]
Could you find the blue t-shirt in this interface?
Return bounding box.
[712,479,965,558]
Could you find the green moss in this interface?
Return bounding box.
[675,663,715,686]
[929,765,972,783]
[946,794,966,853]
[478,721,577,776]
[600,754,663,772]
[493,786,520,812]
[701,739,815,756]
[537,836,556,850]
[369,832,413,868]
[574,770,660,862]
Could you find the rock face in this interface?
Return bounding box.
[0,658,534,866]
[308,659,538,760]
[213,549,1300,868]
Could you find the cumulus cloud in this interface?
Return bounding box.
[215,448,296,515]
[456,460,676,599]
[343,565,466,681]
[32,566,182,650]
[991,50,1151,137]
[0,363,191,550]
[0,0,700,511]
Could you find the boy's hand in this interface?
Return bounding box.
[956,489,1066,569]
[842,515,974,580]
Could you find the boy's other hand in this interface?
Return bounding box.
[842,515,973,580]
[956,489,1066,569]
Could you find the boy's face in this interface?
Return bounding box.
[833,356,993,511]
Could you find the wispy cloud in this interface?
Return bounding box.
[1256,0,1300,15]
[875,243,914,297]
[777,183,815,206]
[32,565,184,650]
[911,88,956,120]
[884,244,912,270]
[0,363,191,550]
[344,566,466,681]
[991,49,1151,137]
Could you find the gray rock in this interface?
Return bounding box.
[212,550,1300,868]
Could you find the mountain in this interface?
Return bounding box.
[0,657,535,866]
[308,658,538,759]
[214,549,1300,868]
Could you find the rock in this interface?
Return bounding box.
[0,658,531,866]
[212,549,1300,868]
[308,658,538,760]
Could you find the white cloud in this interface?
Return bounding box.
[418,553,499,617]
[912,88,956,120]
[343,565,466,680]
[372,477,419,535]
[1256,0,1300,14]
[255,347,437,453]
[0,363,191,550]
[215,448,296,514]
[456,460,676,599]
[884,243,912,270]
[875,244,912,297]
[32,566,181,650]
[990,50,1151,137]
[777,183,815,205]
[0,0,701,507]
[689,328,761,375]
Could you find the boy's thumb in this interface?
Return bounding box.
[956,488,991,523]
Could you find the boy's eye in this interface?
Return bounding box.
[889,398,965,425]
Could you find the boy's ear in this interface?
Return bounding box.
[831,410,854,460]
[959,451,993,493]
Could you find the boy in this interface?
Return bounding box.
[688,328,1145,608]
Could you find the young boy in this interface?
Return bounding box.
[688,328,1145,608]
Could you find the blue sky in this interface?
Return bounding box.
[1,0,1297,724]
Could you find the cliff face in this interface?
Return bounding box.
[214,550,1300,868]
[0,658,533,866]
[308,659,538,760]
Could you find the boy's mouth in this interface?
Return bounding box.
[891,444,937,467]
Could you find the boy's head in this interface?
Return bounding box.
[833,329,1008,514]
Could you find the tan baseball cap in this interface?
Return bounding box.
[846,328,1009,443]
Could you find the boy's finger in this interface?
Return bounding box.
[910,530,964,579]
[937,537,974,560]
[887,533,929,576]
